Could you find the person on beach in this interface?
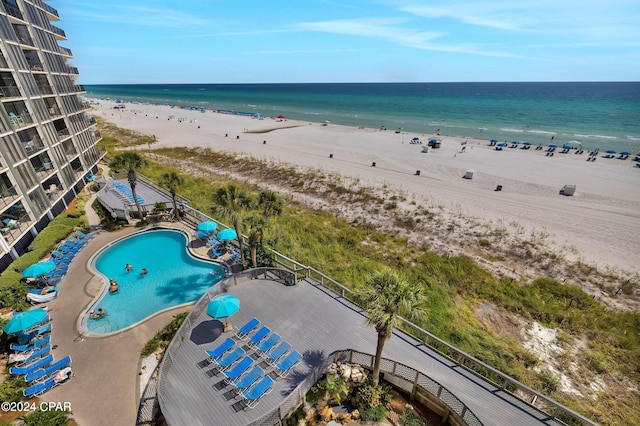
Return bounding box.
[125,263,133,272]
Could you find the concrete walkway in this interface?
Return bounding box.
[39,186,193,425]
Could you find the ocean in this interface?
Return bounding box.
[84,82,640,153]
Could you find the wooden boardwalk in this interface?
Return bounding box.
[160,276,563,426]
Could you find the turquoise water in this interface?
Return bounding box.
[84,230,224,334]
[85,82,640,153]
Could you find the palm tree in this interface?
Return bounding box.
[212,184,251,261]
[160,171,184,220]
[110,152,147,220]
[242,213,268,268]
[255,190,283,218]
[357,270,427,385]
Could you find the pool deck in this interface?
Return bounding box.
[38,193,209,426]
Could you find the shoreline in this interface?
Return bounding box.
[90,101,640,301]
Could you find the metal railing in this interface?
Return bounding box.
[42,3,59,18]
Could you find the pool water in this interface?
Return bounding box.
[84,229,224,334]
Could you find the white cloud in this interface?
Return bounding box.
[294,18,522,57]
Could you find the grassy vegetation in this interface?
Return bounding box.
[95,120,639,425]
[140,312,188,357]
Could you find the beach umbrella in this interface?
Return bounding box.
[217,228,237,241]
[490,139,498,143]
[549,144,558,148]
[523,141,532,146]
[497,143,507,147]
[3,308,47,335]
[22,261,55,278]
[511,141,520,145]
[277,115,285,119]
[620,151,631,156]
[197,221,217,232]
[605,149,616,154]
[207,295,240,331]
[207,295,240,319]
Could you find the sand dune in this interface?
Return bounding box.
[91,101,640,302]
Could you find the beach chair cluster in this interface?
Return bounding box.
[7,313,73,397]
[207,239,241,265]
[203,317,302,411]
[27,230,94,305]
[111,181,144,204]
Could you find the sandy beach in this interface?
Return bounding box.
[91,101,640,303]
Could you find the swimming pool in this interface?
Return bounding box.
[83,229,225,334]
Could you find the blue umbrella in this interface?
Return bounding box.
[523,141,532,145]
[22,261,55,278]
[620,151,631,156]
[549,144,558,148]
[490,139,499,143]
[197,221,218,232]
[605,149,616,154]
[3,308,48,334]
[217,228,237,241]
[512,141,520,144]
[207,295,240,319]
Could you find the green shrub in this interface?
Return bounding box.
[141,338,161,357]
[19,408,71,426]
[0,375,26,403]
[306,382,326,404]
[355,377,392,410]
[141,312,187,357]
[400,407,431,426]
[361,404,387,422]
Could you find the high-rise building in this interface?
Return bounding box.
[0,0,102,270]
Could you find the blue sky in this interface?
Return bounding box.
[55,0,640,84]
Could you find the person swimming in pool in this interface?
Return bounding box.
[125,263,133,272]
[90,308,106,319]
[109,279,119,293]
[141,268,148,275]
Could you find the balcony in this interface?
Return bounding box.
[3,4,24,21]
[45,183,63,201]
[42,3,60,20]
[56,127,71,141]
[48,106,62,118]
[0,185,19,209]
[0,85,21,98]
[1,213,33,245]
[0,54,8,68]
[74,85,86,93]
[59,46,73,57]
[67,66,79,75]
[16,33,35,47]
[33,161,56,182]
[22,136,46,155]
[27,60,45,72]
[8,112,33,129]
[37,84,54,96]
[50,25,66,39]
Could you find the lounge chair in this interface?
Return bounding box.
[247,326,270,349]
[221,356,253,385]
[75,230,94,241]
[10,354,53,375]
[50,252,73,262]
[212,347,245,372]
[57,246,77,257]
[27,290,58,305]
[16,323,52,344]
[10,335,50,352]
[15,345,51,367]
[232,365,264,390]
[255,333,280,355]
[274,350,302,377]
[264,341,291,365]
[240,375,275,409]
[205,338,235,361]
[26,355,72,383]
[23,367,71,398]
[235,318,260,340]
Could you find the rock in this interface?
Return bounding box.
[319,406,333,422]
[351,409,360,420]
[340,364,352,380]
[326,363,338,375]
